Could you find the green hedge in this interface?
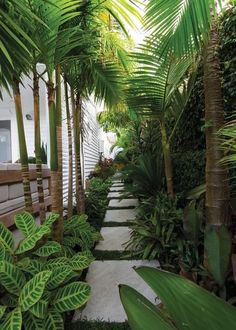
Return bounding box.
[173,150,205,195]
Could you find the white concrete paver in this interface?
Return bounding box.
[74,260,160,322]
[104,209,136,223]
[95,227,131,251]
[108,199,138,209]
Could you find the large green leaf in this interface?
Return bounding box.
[204,224,232,286]
[19,271,52,312]
[0,307,22,330]
[54,282,91,312]
[15,212,37,237]
[135,267,236,330]
[0,243,5,260]
[15,226,50,255]
[0,305,6,319]
[29,292,50,319]
[0,224,14,252]
[18,258,43,276]
[23,312,44,330]
[45,310,63,330]
[44,213,59,227]
[33,241,62,257]
[46,266,73,290]
[183,200,202,242]
[119,284,174,330]
[0,261,26,295]
[69,254,91,271]
[45,257,69,269]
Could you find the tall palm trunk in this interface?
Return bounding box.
[72,90,85,214]
[33,66,46,223]
[159,121,174,197]
[203,19,231,288]
[203,20,230,227]
[65,80,73,218]
[47,78,62,242]
[12,78,33,212]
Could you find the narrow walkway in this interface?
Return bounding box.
[74,177,159,323]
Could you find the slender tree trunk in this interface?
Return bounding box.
[65,81,73,218]
[203,20,230,227]
[72,90,85,214]
[12,78,33,212]
[159,121,174,197]
[47,79,62,242]
[33,66,46,223]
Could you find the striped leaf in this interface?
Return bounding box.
[0,224,14,252]
[54,282,91,312]
[19,259,43,276]
[19,271,52,312]
[15,226,51,255]
[23,312,44,330]
[29,292,50,319]
[64,214,88,231]
[0,261,26,295]
[77,250,95,262]
[44,214,59,227]
[0,307,22,330]
[34,241,62,257]
[46,266,73,290]
[0,306,6,319]
[45,257,69,270]
[15,212,36,237]
[70,254,91,271]
[0,243,5,260]
[45,310,63,330]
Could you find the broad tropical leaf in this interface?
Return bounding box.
[15,226,50,255]
[54,282,91,312]
[0,307,22,330]
[46,266,73,290]
[0,224,14,252]
[0,261,26,295]
[44,213,60,227]
[29,292,50,319]
[23,312,44,330]
[119,284,174,330]
[15,212,36,237]
[18,259,43,276]
[45,257,69,269]
[0,243,5,260]
[69,254,91,271]
[45,310,63,330]
[135,267,236,330]
[33,241,62,257]
[0,306,6,319]
[19,271,52,312]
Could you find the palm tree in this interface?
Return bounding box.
[0,1,41,212]
[128,45,194,196]
[144,0,231,285]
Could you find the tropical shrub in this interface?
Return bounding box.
[0,212,95,329]
[85,178,112,230]
[119,267,236,330]
[89,158,115,180]
[125,194,184,268]
[122,154,164,198]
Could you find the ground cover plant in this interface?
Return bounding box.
[0,212,99,329]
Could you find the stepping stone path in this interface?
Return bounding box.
[73,176,160,323]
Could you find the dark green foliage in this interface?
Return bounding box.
[170,66,205,153]
[122,153,164,198]
[66,320,130,329]
[89,158,116,180]
[85,178,112,230]
[93,250,136,261]
[220,6,236,116]
[126,194,184,265]
[172,150,205,195]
